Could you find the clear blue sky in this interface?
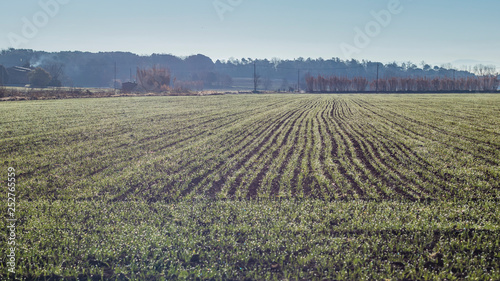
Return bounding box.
[1,0,499,68]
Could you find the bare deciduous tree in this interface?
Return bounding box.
[137,66,171,93]
[45,63,64,87]
[304,74,497,93]
[262,78,272,91]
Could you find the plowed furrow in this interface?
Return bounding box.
[326,101,365,197]
[244,108,306,198]
[319,100,346,198]
[358,99,500,150]
[152,104,301,199]
[289,109,310,197]
[222,107,308,197]
[361,122,457,197]
[268,107,310,197]
[352,99,498,166]
[205,107,303,197]
[345,121,429,199]
[314,100,341,199]
[178,110,298,197]
[301,118,316,197]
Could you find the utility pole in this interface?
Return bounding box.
[376,64,379,93]
[253,61,257,93]
[114,62,117,91]
[297,70,300,92]
[453,69,456,91]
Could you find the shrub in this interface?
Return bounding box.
[28,67,52,88]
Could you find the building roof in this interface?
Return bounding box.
[9,66,32,73]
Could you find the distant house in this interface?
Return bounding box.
[0,65,8,85]
[122,82,138,93]
[7,66,33,86]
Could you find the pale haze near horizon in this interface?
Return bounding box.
[1,0,499,69]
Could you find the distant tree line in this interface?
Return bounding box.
[0,48,498,92]
[214,58,481,85]
[305,75,500,93]
[0,49,231,89]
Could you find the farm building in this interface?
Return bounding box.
[122,82,138,93]
[7,66,33,86]
[0,65,8,85]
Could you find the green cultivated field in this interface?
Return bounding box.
[1,94,499,280]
